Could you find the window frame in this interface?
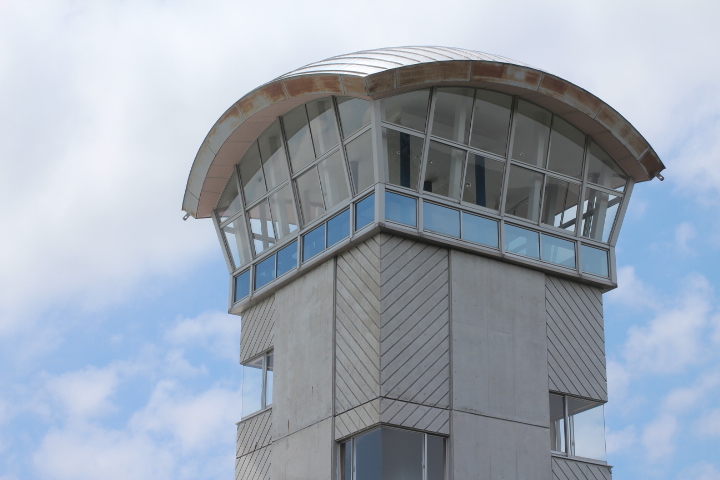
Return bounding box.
[549,392,607,463]
[240,350,274,420]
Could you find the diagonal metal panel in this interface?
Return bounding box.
[240,295,275,364]
[235,444,272,480]
[334,399,381,439]
[380,398,450,435]
[552,456,612,480]
[236,409,272,458]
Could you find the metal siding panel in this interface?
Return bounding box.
[236,410,272,458]
[379,398,450,434]
[235,444,271,480]
[240,295,275,364]
[552,456,612,480]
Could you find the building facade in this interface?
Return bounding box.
[182,47,665,480]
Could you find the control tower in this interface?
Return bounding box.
[182,47,664,480]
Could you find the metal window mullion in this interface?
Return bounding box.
[609,180,634,247]
[371,99,385,186]
[261,354,267,409]
[418,88,439,194]
[423,433,428,480]
[499,96,518,219]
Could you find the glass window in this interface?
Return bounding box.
[504,165,543,222]
[216,171,242,222]
[234,270,251,303]
[385,192,417,227]
[505,224,540,259]
[431,87,474,145]
[426,435,446,480]
[354,428,382,480]
[239,143,266,204]
[296,168,325,223]
[381,89,430,132]
[423,202,460,238]
[255,255,276,290]
[337,97,371,138]
[258,122,289,190]
[303,223,326,261]
[549,393,565,452]
[511,99,551,167]
[284,105,315,172]
[541,177,580,232]
[340,441,352,480]
[327,209,350,247]
[547,117,585,179]
[318,150,351,209]
[268,184,298,239]
[276,240,298,277]
[248,200,275,254]
[581,188,620,243]
[345,129,375,194]
[462,154,504,210]
[567,397,607,461]
[541,234,576,268]
[581,245,609,277]
[424,141,465,200]
[355,194,375,230]
[241,356,263,417]
[307,98,340,157]
[470,90,512,156]
[265,353,273,405]
[222,217,252,269]
[461,212,498,248]
[587,141,628,191]
[384,128,423,190]
[382,428,423,480]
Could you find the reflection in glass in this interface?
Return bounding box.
[354,428,382,480]
[423,202,460,237]
[462,154,504,210]
[240,143,266,204]
[385,192,417,227]
[340,441,351,480]
[581,245,609,277]
[568,397,606,461]
[318,151,350,209]
[268,184,298,239]
[248,201,275,254]
[258,122,289,190]
[276,241,298,277]
[296,168,325,223]
[307,98,340,157]
[265,353,273,405]
[424,141,465,200]
[541,234,576,268]
[234,270,251,303]
[384,128,423,190]
[426,434,446,480]
[582,188,620,242]
[431,87,474,145]
[355,193,375,230]
[542,177,580,231]
[303,224,326,261]
[382,428,423,480]
[222,218,252,269]
[511,99,551,167]
[345,129,375,193]
[547,117,585,179]
[549,393,566,452]
[381,89,430,132]
[504,165,543,222]
[241,357,263,417]
[505,224,540,258]
[470,90,512,156]
[217,171,242,222]
[255,255,276,290]
[587,141,628,191]
[461,212,498,248]
[327,209,350,247]
[338,97,371,138]
[283,105,315,172]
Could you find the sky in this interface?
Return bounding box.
[1,0,719,479]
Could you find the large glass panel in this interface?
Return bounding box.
[462,154,504,210]
[265,353,273,405]
[241,357,263,417]
[549,393,566,452]
[423,202,460,238]
[568,397,606,461]
[268,184,298,239]
[276,240,298,277]
[284,105,316,172]
[337,96,371,138]
[340,441,352,480]
[318,150,350,209]
[234,270,251,303]
[427,435,446,480]
[345,129,375,193]
[547,117,585,179]
[248,200,275,254]
[382,428,423,480]
[431,87,474,145]
[296,168,325,223]
[381,89,430,132]
[355,193,375,230]
[255,255,276,290]
[581,188,620,243]
[385,192,417,227]
[423,141,465,200]
[504,165,544,222]
[587,141,628,191]
[258,122,289,190]
[541,177,580,232]
[327,209,350,247]
[307,98,340,157]
[217,171,242,222]
[581,245,609,277]
[222,217,252,269]
[505,224,540,259]
[470,90,512,156]
[303,223,326,261]
[384,128,423,190]
[354,428,382,480]
[461,212,498,248]
[239,143,266,204]
[541,234,576,268]
[511,99,552,167]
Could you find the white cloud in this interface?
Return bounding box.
[165,310,241,361]
[642,414,678,460]
[45,366,121,421]
[662,374,720,414]
[675,462,720,480]
[606,266,657,311]
[607,360,631,401]
[695,409,720,438]
[606,425,637,455]
[674,222,697,255]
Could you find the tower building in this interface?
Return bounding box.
[182,47,664,480]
